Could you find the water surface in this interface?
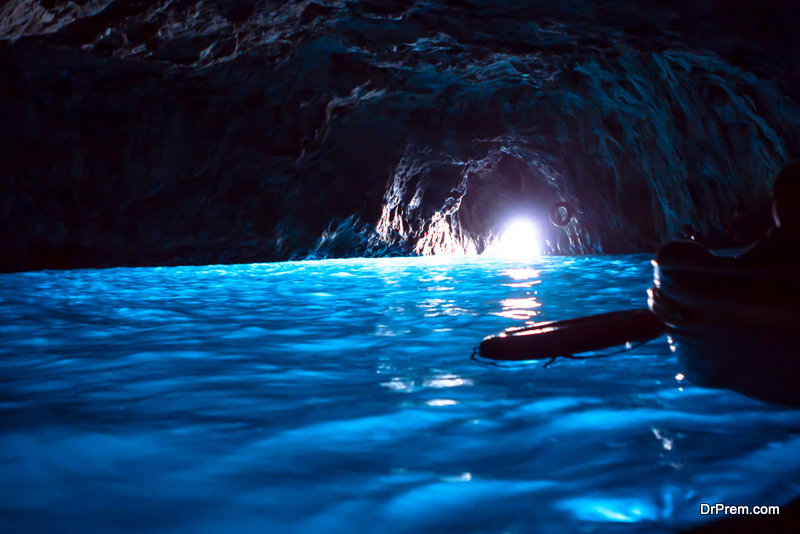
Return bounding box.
[2,255,799,533]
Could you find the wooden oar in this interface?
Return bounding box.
[478,308,666,362]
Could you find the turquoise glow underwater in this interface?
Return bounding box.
[1,255,799,533]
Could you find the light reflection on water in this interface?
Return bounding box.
[1,255,799,533]
[495,297,542,321]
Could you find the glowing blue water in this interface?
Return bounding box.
[1,255,799,534]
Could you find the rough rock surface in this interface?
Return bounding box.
[2,0,800,271]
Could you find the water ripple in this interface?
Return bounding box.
[1,255,799,533]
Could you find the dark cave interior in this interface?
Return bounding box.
[1,0,798,271]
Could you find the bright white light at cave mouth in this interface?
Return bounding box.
[488,219,541,258]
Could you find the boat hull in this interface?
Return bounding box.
[649,259,800,406]
[669,324,800,406]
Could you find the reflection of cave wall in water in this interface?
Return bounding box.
[1,0,800,271]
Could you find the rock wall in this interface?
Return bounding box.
[1,0,799,271]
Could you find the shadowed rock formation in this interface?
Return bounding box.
[1,0,799,271]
